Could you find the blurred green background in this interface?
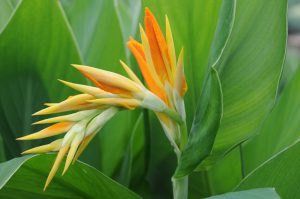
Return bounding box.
[0,0,299,198]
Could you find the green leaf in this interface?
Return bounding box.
[243,57,300,174]
[202,0,287,166]
[0,135,6,162]
[189,148,242,198]
[236,140,300,198]
[206,188,280,199]
[0,0,85,159]
[0,0,14,31]
[175,68,222,177]
[117,113,145,187]
[0,155,141,199]
[114,0,141,59]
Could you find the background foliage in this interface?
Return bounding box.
[0,0,298,198]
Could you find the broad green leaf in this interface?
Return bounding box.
[175,68,223,177]
[0,0,85,158]
[0,74,51,159]
[243,62,300,174]
[206,188,280,199]
[0,155,141,199]
[236,140,300,199]
[202,0,287,166]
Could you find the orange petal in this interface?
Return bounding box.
[145,8,172,83]
[129,37,145,60]
[44,145,69,190]
[17,122,74,140]
[128,40,167,103]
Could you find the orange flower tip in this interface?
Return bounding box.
[145,7,151,15]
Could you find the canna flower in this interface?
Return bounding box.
[17,7,187,190]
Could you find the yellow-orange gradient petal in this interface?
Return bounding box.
[17,122,74,140]
[58,80,114,98]
[72,64,140,97]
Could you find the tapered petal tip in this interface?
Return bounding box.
[145,7,151,16]
[71,64,85,71]
[16,136,28,141]
[32,107,55,116]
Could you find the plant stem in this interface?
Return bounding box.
[172,176,189,199]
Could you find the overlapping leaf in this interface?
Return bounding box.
[237,140,300,198]
[201,0,287,166]
[0,155,141,199]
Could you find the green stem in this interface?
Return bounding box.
[163,108,183,125]
[172,176,189,199]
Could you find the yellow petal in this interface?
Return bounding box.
[88,98,140,109]
[72,132,97,164]
[33,94,94,115]
[33,110,100,125]
[62,140,80,175]
[119,60,144,87]
[21,139,62,154]
[17,122,73,140]
[58,80,114,98]
[44,103,57,107]
[166,15,177,78]
[44,145,69,191]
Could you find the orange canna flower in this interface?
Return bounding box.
[17,7,187,190]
